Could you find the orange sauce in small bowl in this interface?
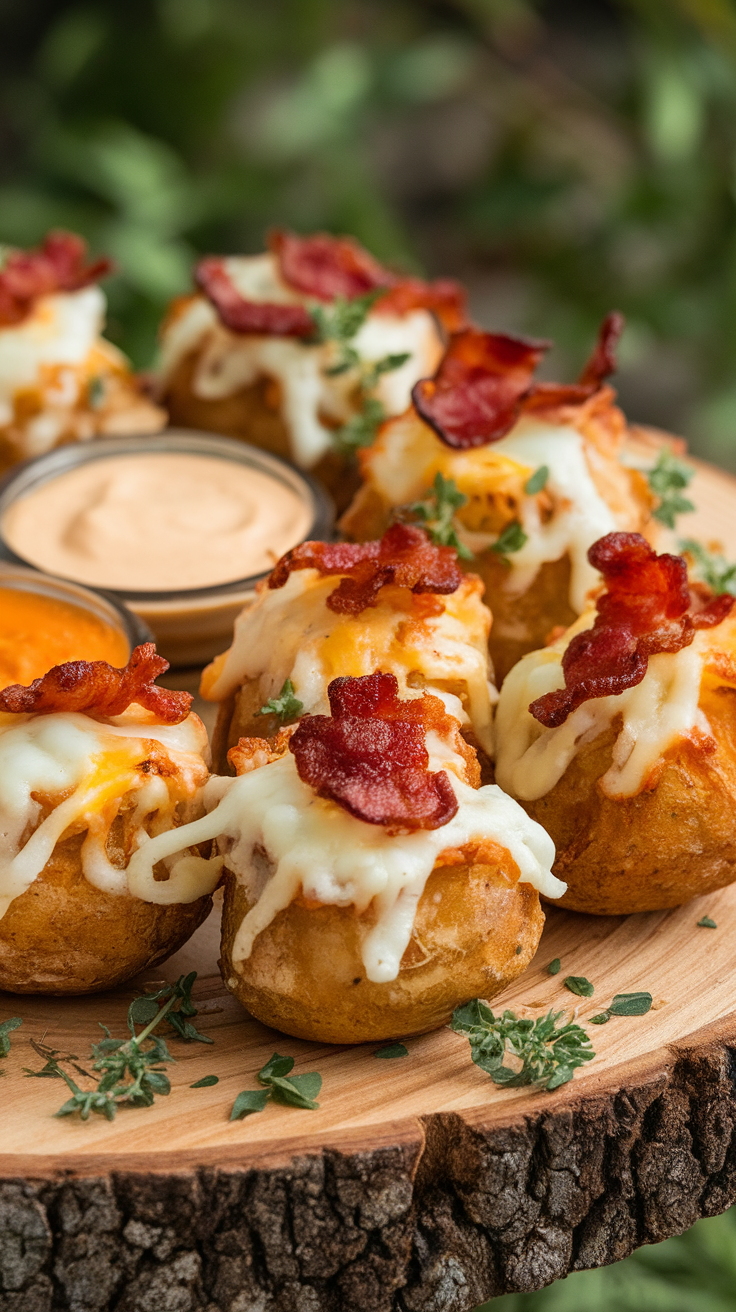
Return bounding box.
[0,587,130,689]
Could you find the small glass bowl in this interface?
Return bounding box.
[0,430,334,667]
[0,560,153,659]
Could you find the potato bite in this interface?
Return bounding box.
[494,532,736,914]
[0,644,220,993]
[341,319,653,682]
[0,231,164,474]
[133,672,560,1043]
[200,522,497,773]
[156,229,464,508]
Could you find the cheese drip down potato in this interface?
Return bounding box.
[0,231,165,474]
[341,317,653,683]
[200,522,497,774]
[0,644,221,994]
[155,229,465,507]
[129,673,561,1043]
[494,532,736,915]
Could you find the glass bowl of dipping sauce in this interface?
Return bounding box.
[0,430,333,667]
[0,561,152,690]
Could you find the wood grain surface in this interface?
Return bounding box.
[3,447,736,1312]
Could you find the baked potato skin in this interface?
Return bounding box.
[163,349,358,509]
[0,831,212,996]
[522,686,736,915]
[210,681,273,776]
[220,858,544,1043]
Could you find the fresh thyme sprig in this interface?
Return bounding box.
[0,1017,21,1071]
[309,289,383,366]
[230,1051,322,1119]
[257,678,304,723]
[405,471,473,559]
[680,538,736,596]
[491,520,528,557]
[27,973,212,1121]
[451,999,595,1092]
[647,450,695,528]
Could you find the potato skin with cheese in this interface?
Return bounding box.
[220,857,544,1043]
[521,686,736,915]
[0,824,212,995]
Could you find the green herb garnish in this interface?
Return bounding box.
[374,1043,409,1059]
[190,1074,219,1088]
[256,678,303,723]
[32,973,212,1121]
[332,396,386,455]
[450,999,595,1092]
[310,289,383,360]
[525,465,549,495]
[680,539,736,596]
[491,520,528,556]
[564,975,594,998]
[230,1051,322,1119]
[647,450,695,528]
[0,1016,21,1067]
[698,915,718,929]
[87,375,105,408]
[547,958,561,975]
[608,991,652,1016]
[406,471,473,559]
[23,1037,91,1080]
[589,1013,611,1025]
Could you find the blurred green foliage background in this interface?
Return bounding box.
[2,0,736,1305]
[4,0,736,465]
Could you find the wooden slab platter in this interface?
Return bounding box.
[3,450,736,1312]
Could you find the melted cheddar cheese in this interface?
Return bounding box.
[0,707,217,916]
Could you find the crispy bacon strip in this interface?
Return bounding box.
[0,643,192,724]
[270,228,390,302]
[377,277,467,333]
[530,533,734,729]
[268,522,463,615]
[290,672,458,830]
[0,231,113,327]
[412,328,550,449]
[578,311,624,388]
[195,257,313,336]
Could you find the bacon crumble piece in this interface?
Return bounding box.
[270,228,391,302]
[290,671,459,830]
[412,328,551,449]
[228,728,293,776]
[578,311,625,388]
[0,643,192,724]
[529,533,734,729]
[0,231,114,328]
[268,522,463,615]
[195,257,314,337]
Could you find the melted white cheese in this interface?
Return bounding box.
[202,569,496,753]
[127,752,562,983]
[0,287,105,427]
[156,253,443,468]
[494,618,712,801]
[0,709,217,917]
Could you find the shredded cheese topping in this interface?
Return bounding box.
[0,708,217,917]
[156,253,444,468]
[201,568,496,753]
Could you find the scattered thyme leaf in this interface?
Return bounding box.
[680,538,736,596]
[589,1012,611,1025]
[87,375,105,408]
[332,396,386,455]
[257,1052,295,1082]
[256,678,304,723]
[525,465,549,495]
[230,1089,269,1119]
[697,915,718,929]
[405,471,473,559]
[374,1043,409,1059]
[267,1072,322,1109]
[564,975,595,998]
[309,289,383,347]
[515,945,522,955]
[608,992,653,1016]
[491,520,528,556]
[0,1016,22,1059]
[190,1075,219,1088]
[450,999,595,1092]
[362,351,411,389]
[647,450,695,528]
[547,958,561,975]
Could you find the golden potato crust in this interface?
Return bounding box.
[521,686,736,915]
[162,350,359,509]
[0,831,212,996]
[220,859,544,1043]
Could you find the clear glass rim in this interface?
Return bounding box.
[0,429,335,603]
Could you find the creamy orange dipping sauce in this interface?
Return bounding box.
[2,452,314,593]
[0,587,129,689]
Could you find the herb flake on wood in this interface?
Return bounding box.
[451,999,595,1092]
